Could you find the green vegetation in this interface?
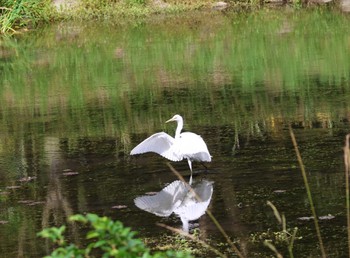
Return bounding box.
[38,213,193,258]
[263,201,300,258]
[0,0,343,34]
[0,0,52,33]
[0,0,205,33]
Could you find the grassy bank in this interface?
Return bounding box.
[0,0,339,34]
[0,0,208,33]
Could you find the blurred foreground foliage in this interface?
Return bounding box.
[38,213,193,258]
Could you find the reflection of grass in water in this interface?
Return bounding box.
[0,10,349,114]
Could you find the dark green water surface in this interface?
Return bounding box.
[0,9,350,257]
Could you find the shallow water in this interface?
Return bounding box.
[0,9,350,257]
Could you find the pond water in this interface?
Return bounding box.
[0,9,350,257]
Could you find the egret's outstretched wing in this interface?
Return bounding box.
[130,132,182,162]
[179,132,211,162]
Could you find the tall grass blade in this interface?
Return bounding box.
[263,240,283,258]
[343,134,350,257]
[288,227,298,258]
[289,126,326,258]
[267,201,282,224]
[266,200,297,258]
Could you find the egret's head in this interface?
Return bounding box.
[166,114,183,123]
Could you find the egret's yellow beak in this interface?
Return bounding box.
[165,117,175,123]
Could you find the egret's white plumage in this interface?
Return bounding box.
[130,114,211,184]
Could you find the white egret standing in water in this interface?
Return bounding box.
[130,114,211,184]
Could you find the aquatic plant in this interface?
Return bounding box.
[38,213,193,258]
[263,201,300,258]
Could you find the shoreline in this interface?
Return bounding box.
[1,0,347,34]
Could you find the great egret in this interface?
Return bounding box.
[130,114,211,184]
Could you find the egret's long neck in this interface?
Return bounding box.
[175,117,183,139]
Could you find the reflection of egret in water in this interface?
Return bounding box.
[134,180,213,232]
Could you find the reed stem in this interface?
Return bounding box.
[343,134,350,257]
[289,126,326,258]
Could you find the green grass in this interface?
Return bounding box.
[0,0,52,33]
[0,0,342,34]
[0,0,208,33]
